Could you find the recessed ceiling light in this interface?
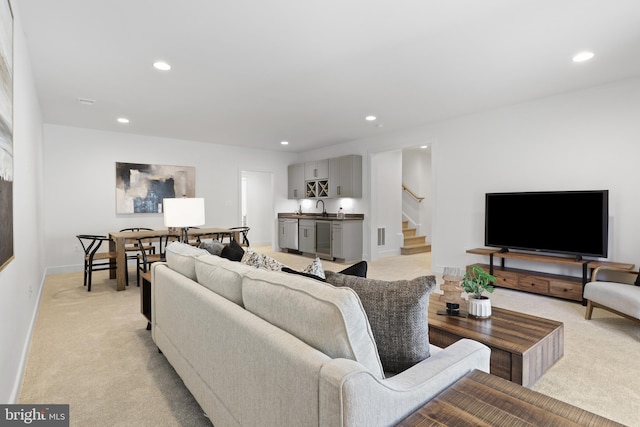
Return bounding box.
[365,115,377,121]
[572,51,594,63]
[280,141,289,145]
[420,145,428,149]
[117,117,130,124]
[153,61,172,71]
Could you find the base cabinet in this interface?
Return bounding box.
[332,221,362,262]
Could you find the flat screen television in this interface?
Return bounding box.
[484,190,609,258]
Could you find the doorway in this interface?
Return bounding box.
[369,145,433,260]
[240,170,274,246]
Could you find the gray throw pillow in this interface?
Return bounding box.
[199,239,224,256]
[325,271,436,373]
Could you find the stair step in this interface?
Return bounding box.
[401,244,432,255]
[402,228,417,238]
[404,235,425,246]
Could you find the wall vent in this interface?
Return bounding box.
[377,227,386,246]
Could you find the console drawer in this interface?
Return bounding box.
[549,280,583,301]
[518,275,550,294]
[493,269,519,289]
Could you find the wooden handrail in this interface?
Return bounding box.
[402,184,425,203]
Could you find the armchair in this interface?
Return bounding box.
[584,266,640,323]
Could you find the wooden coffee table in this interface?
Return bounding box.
[428,296,563,387]
[396,370,623,426]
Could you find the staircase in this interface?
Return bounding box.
[401,220,431,255]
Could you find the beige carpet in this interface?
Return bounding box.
[19,248,640,426]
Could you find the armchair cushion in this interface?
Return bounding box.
[584,280,640,321]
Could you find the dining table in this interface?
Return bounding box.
[108,227,237,291]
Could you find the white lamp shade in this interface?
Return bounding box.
[163,198,205,227]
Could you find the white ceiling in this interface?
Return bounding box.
[17,0,640,152]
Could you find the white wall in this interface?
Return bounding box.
[0,2,46,402]
[431,78,640,274]
[42,125,298,272]
[370,150,403,259]
[298,77,640,275]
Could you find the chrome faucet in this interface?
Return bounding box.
[316,199,327,216]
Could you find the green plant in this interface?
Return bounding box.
[462,265,497,299]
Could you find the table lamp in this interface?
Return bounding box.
[163,197,205,243]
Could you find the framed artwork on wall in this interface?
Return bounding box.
[0,0,13,271]
[115,162,196,214]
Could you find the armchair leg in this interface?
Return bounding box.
[585,300,594,320]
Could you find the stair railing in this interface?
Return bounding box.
[402,184,425,203]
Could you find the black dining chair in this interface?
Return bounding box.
[136,235,178,286]
[76,235,118,292]
[119,228,156,285]
[228,226,250,247]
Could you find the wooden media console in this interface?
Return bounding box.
[467,248,634,302]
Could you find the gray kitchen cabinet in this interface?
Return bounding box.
[332,220,363,262]
[298,219,316,254]
[304,159,329,180]
[288,163,305,199]
[329,155,362,198]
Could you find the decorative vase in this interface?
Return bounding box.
[467,296,491,319]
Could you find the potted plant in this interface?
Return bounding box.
[462,265,497,318]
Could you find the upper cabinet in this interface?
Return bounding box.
[287,163,305,199]
[329,155,362,198]
[288,155,362,199]
[304,160,329,180]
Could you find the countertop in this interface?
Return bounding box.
[278,213,364,221]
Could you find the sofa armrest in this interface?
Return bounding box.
[319,338,490,427]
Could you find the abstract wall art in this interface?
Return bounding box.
[115,162,196,214]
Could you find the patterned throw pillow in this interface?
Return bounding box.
[261,254,285,271]
[240,250,264,269]
[240,250,285,272]
[325,271,436,373]
[303,257,325,279]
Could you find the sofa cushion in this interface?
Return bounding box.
[221,239,245,262]
[324,271,436,373]
[165,241,210,280]
[242,268,384,379]
[195,254,255,306]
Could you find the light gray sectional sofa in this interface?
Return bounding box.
[151,243,490,427]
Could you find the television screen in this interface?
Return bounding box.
[485,190,609,258]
